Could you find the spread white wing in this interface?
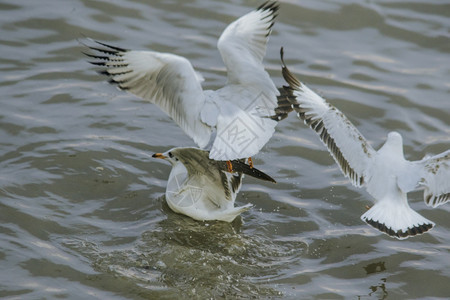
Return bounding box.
[280,51,376,187]
[217,1,278,90]
[209,1,280,160]
[84,40,212,148]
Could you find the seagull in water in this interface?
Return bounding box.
[279,48,450,239]
[83,1,284,168]
[152,147,276,222]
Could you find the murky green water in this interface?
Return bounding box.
[1,0,449,298]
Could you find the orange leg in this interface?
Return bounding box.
[248,157,253,169]
[226,160,233,173]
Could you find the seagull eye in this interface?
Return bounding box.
[168,152,178,161]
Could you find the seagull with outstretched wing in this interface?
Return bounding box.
[280,48,450,239]
[83,1,287,168]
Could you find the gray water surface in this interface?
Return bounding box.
[1,0,449,299]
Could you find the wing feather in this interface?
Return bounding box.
[83,39,212,148]
[280,50,376,187]
[418,150,450,207]
[217,1,279,92]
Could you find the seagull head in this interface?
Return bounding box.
[387,131,403,145]
[152,148,181,166]
[382,131,404,157]
[152,147,210,172]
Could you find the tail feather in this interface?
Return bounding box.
[361,200,435,239]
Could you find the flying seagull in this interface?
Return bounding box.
[83,1,284,165]
[279,48,450,239]
[152,147,276,222]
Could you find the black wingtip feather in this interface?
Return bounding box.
[279,48,301,90]
[268,86,295,121]
[93,40,129,52]
[96,70,110,76]
[258,0,280,13]
[230,174,243,194]
[88,61,107,66]
[232,160,277,183]
[219,160,276,183]
[86,46,121,56]
[258,0,279,37]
